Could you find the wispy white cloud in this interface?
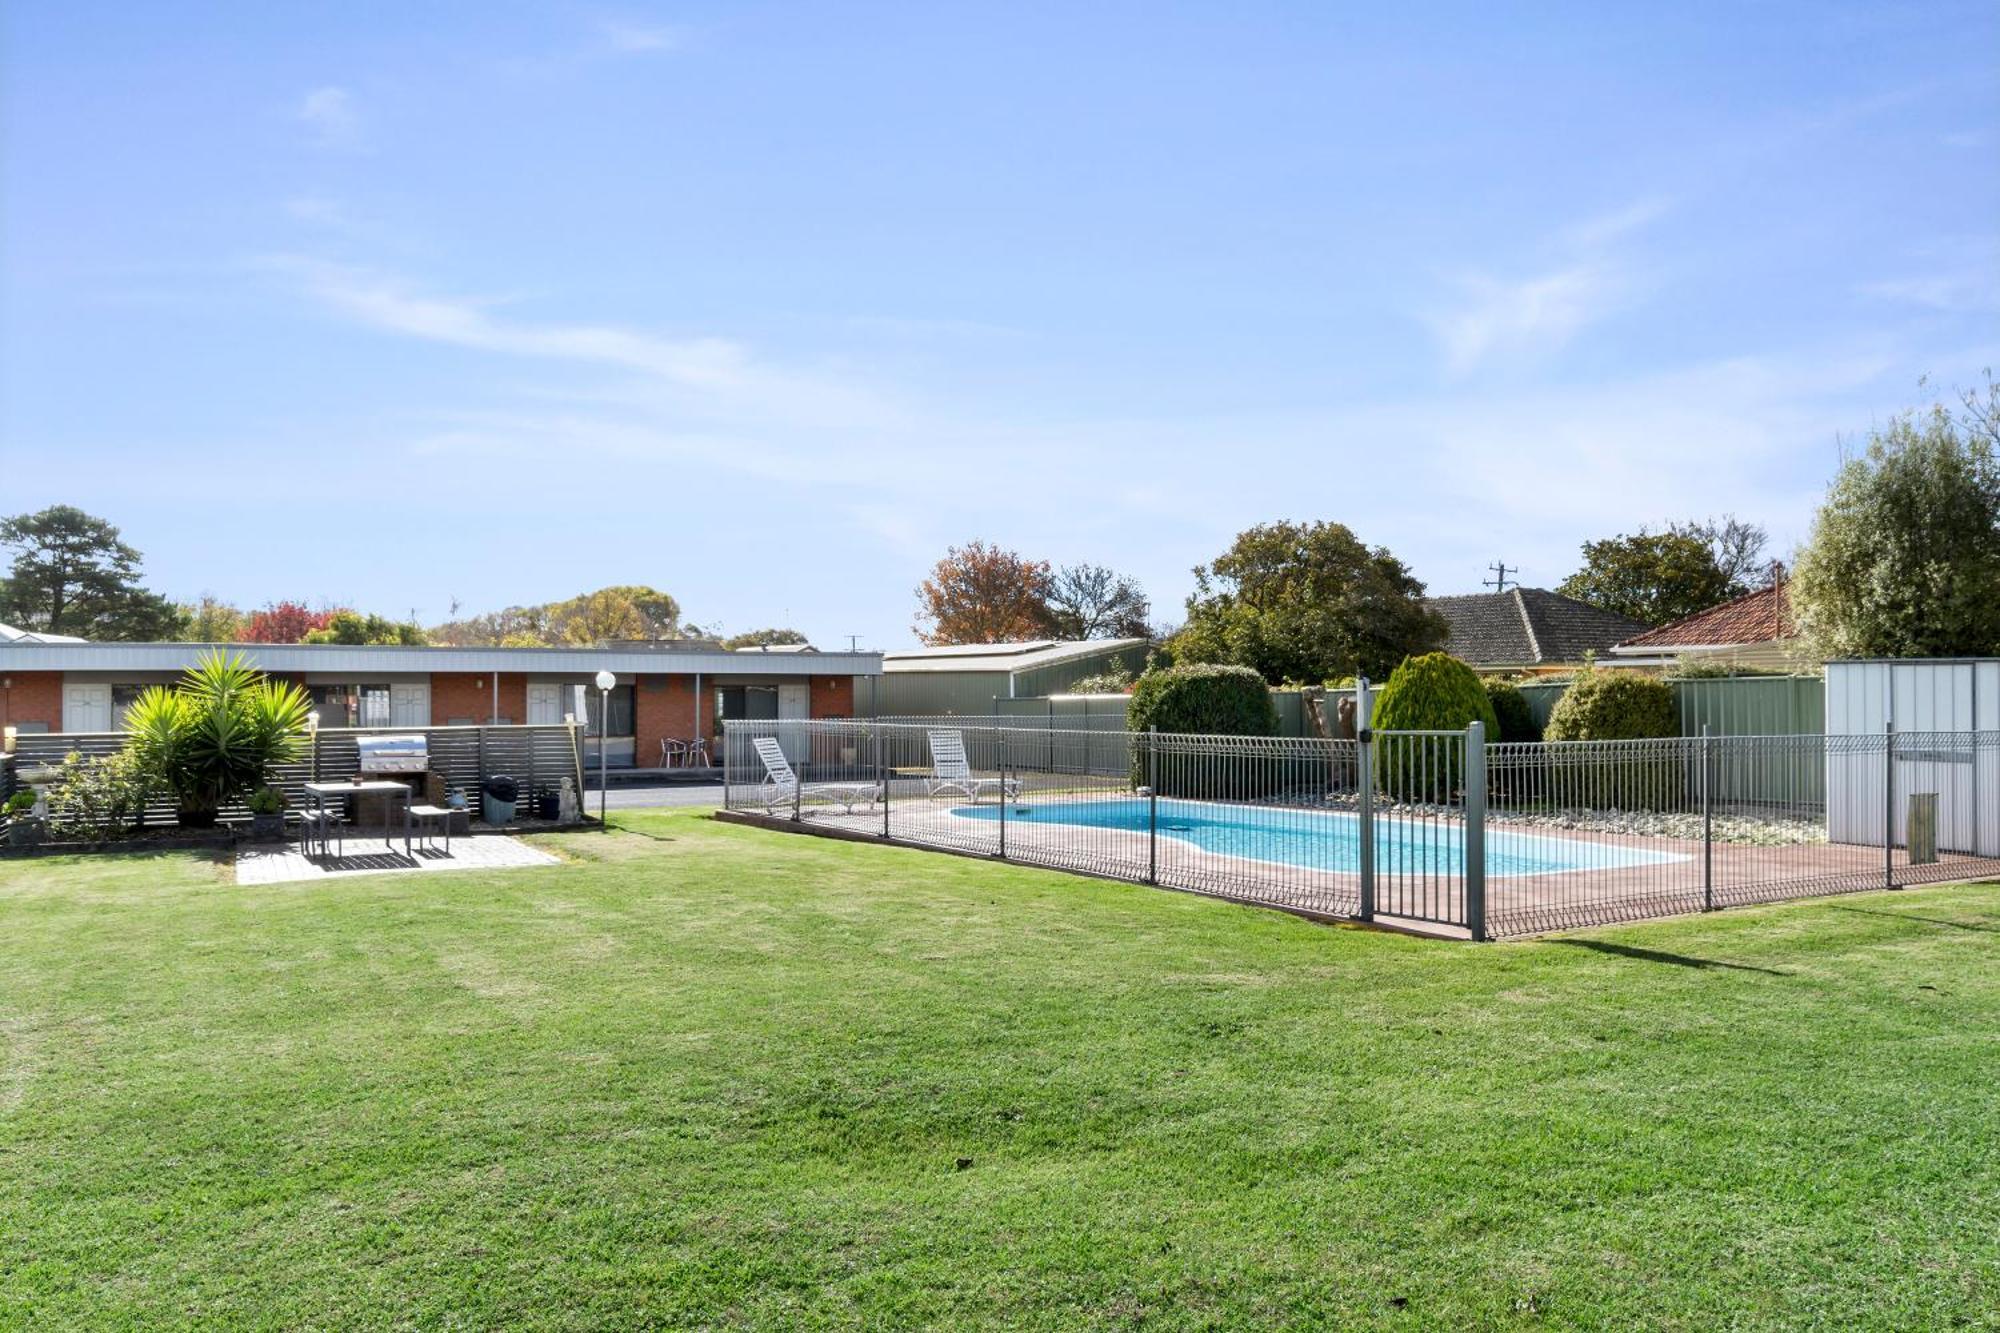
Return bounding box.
[1426,197,1670,373]
[297,86,361,150]
[1428,262,1632,374]
[598,20,679,54]
[250,245,1931,624]
[499,18,684,78]
[1858,235,2000,313]
[261,255,915,444]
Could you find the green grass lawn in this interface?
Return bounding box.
[2,810,1995,1329]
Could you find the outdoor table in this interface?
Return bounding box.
[303,780,412,857]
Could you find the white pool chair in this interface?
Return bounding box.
[924,729,1022,803]
[752,736,881,813]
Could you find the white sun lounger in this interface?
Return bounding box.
[924,728,1022,803]
[752,736,881,813]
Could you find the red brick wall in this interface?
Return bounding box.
[431,672,525,725]
[0,671,62,732]
[633,675,721,766]
[810,675,856,719]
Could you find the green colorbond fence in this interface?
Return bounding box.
[1515,675,1824,738]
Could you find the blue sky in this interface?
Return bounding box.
[3,2,1995,646]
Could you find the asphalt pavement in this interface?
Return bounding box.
[579,781,725,809]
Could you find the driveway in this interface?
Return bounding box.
[579,780,725,810]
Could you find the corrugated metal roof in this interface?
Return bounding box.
[0,640,881,676]
[0,621,89,644]
[881,639,1148,675]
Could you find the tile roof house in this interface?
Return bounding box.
[1608,582,1802,670]
[1425,589,1652,675]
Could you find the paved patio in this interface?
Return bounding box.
[235,834,559,885]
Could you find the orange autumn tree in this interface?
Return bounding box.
[913,542,1058,645]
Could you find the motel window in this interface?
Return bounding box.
[111,685,147,729]
[312,684,392,729]
[584,684,635,737]
[717,685,778,723]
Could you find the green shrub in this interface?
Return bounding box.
[1541,670,1682,811]
[1543,670,1676,741]
[1371,653,1499,734]
[125,651,312,827]
[3,789,37,818]
[1127,664,1279,796]
[1367,654,1498,799]
[1128,664,1277,737]
[1483,679,1539,743]
[1666,659,1792,680]
[44,750,152,841]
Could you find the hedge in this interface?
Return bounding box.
[1127,664,1278,738]
[1483,679,1540,743]
[1543,670,1676,741]
[1127,664,1279,796]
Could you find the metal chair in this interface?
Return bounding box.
[410,803,453,854]
[298,808,344,860]
[660,738,688,767]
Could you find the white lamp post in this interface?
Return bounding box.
[307,710,320,783]
[594,670,616,828]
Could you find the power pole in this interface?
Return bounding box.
[1483,561,1517,593]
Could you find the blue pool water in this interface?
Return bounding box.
[951,797,1682,877]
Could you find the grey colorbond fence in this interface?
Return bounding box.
[5,724,587,828]
[724,714,2000,939]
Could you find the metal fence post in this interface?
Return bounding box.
[1884,722,1897,890]
[1146,726,1158,885]
[792,723,803,823]
[1700,724,1714,911]
[878,724,890,839]
[1355,677,1375,922]
[997,730,1008,860]
[1464,720,1487,942]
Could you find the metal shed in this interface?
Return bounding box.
[1825,659,1999,856]
[859,639,1151,717]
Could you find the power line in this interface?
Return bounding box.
[1483,561,1517,593]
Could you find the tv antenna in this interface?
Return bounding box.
[1483,561,1518,593]
[846,635,861,652]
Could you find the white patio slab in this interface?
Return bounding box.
[235,834,559,885]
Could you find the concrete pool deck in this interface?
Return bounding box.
[719,791,2000,938]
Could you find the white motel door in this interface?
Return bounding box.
[777,682,810,761]
[389,683,431,728]
[526,683,564,725]
[63,683,113,733]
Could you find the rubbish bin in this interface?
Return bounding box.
[482,775,519,826]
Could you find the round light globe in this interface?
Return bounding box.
[594,670,617,692]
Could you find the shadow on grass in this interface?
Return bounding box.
[1550,939,1790,976]
[1828,906,1995,934]
[601,823,678,844]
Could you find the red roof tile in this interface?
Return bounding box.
[1616,583,1794,649]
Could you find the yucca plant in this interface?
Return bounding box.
[124,652,312,827]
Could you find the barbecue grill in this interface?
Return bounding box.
[356,733,429,774]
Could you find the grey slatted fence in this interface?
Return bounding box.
[5,724,586,829]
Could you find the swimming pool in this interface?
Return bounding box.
[950,797,1683,877]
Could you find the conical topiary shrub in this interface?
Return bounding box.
[1369,652,1498,800]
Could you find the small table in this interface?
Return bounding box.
[303,780,411,857]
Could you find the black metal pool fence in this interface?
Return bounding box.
[723,715,2000,939]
